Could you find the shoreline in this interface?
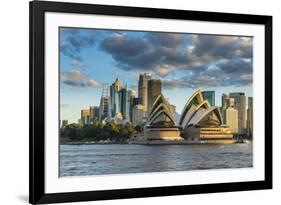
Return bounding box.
[60,139,251,145]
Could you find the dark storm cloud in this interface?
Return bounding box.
[60,28,96,61]
[99,32,253,88]
[99,32,189,72]
[100,33,149,57]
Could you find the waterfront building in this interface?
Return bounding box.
[144,94,182,140]
[247,97,253,137]
[81,108,90,124]
[138,73,151,112]
[180,89,233,140]
[225,107,238,134]
[147,79,162,113]
[110,78,122,117]
[221,97,235,124]
[229,92,247,134]
[99,85,110,122]
[132,104,145,126]
[202,91,215,106]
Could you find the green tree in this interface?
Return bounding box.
[64,123,83,141]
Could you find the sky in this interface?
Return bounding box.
[60,27,253,123]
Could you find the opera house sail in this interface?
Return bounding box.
[144,94,182,141]
[180,89,233,141]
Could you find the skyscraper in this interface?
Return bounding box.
[247,97,253,137]
[110,78,122,117]
[132,104,145,126]
[202,91,215,106]
[147,79,162,113]
[99,84,110,122]
[138,73,151,112]
[222,93,230,109]
[225,107,238,134]
[120,86,128,120]
[229,92,247,134]
[127,89,136,122]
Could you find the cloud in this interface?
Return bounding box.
[154,65,175,77]
[99,32,253,88]
[87,79,102,88]
[61,70,102,88]
[189,35,253,60]
[71,59,83,68]
[99,32,188,72]
[60,28,96,61]
[162,58,253,89]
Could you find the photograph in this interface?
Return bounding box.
[59,27,254,177]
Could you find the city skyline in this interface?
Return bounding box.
[60,27,253,123]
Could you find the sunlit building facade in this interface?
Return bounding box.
[138,73,151,113]
[81,109,90,124]
[144,94,182,140]
[229,92,247,134]
[225,107,238,134]
[147,79,162,113]
[132,104,145,126]
[180,90,233,140]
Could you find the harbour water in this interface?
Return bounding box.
[59,143,253,177]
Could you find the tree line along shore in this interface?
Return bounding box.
[60,121,144,144]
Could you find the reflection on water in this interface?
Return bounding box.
[59,143,253,177]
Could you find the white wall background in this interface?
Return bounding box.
[0,0,279,204]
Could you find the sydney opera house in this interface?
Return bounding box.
[144,89,233,142]
[144,94,183,140]
[179,89,233,141]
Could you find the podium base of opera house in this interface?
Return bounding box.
[144,127,183,141]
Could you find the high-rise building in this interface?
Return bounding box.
[127,90,136,122]
[138,73,151,112]
[99,84,110,122]
[110,78,122,117]
[147,79,162,113]
[132,104,145,126]
[221,96,236,124]
[225,107,238,134]
[247,97,253,137]
[89,106,99,122]
[202,91,215,106]
[222,93,229,109]
[81,109,90,124]
[120,86,129,120]
[229,92,247,134]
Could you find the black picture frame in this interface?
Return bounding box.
[29,1,272,204]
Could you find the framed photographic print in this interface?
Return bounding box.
[29,0,272,204]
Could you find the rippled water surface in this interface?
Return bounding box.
[59,143,253,177]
